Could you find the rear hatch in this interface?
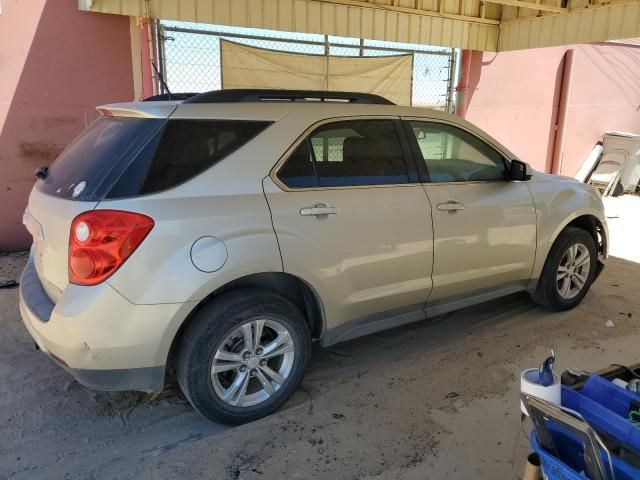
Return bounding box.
[25,101,273,302]
[25,104,173,302]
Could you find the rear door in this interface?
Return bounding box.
[403,118,537,302]
[263,117,434,337]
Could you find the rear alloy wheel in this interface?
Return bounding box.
[532,227,597,311]
[177,289,310,425]
[211,318,295,407]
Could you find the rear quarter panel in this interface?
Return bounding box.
[526,174,607,289]
[100,187,282,306]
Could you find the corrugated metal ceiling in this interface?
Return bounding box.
[79,0,640,51]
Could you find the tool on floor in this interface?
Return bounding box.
[612,378,640,395]
[630,409,640,427]
[0,277,19,289]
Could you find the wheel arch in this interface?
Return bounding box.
[564,214,607,258]
[164,272,325,373]
[528,211,607,292]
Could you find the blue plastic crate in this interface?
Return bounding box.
[562,376,640,452]
[531,426,639,480]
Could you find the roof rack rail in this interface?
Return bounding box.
[184,89,395,105]
[143,93,199,102]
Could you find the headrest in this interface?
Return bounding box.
[343,136,370,165]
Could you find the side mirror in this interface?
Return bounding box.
[510,159,532,181]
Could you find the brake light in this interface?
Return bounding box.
[69,210,154,286]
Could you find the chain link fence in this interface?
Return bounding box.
[157,21,456,111]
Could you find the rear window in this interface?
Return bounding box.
[37,116,271,200]
[37,116,163,201]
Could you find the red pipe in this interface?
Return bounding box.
[138,18,156,100]
[455,49,473,118]
[550,49,575,175]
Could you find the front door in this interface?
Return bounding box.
[263,118,434,334]
[404,119,537,301]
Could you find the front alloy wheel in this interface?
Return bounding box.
[531,226,597,311]
[556,243,591,299]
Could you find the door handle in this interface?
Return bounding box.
[300,203,339,217]
[437,201,465,212]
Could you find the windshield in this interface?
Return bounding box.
[36,116,164,201]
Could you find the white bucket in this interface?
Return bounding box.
[520,368,561,415]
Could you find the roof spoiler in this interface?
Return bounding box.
[96,102,179,118]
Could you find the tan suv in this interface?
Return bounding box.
[19,90,607,424]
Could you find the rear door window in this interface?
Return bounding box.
[277,119,409,188]
[108,119,271,198]
[277,140,318,188]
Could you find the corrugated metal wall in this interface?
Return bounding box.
[82,0,640,51]
[83,0,500,51]
[499,2,640,50]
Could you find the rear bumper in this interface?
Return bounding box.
[60,364,164,392]
[19,258,192,392]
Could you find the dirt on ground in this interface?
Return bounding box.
[1,198,639,480]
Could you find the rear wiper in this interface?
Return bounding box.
[35,166,48,180]
[152,62,172,101]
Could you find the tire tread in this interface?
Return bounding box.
[531,227,597,311]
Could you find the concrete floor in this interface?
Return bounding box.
[1,196,639,480]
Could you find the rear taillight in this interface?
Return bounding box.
[69,210,154,286]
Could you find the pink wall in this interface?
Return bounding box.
[0,0,134,252]
[465,41,640,176]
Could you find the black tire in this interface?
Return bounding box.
[177,288,311,425]
[531,227,597,311]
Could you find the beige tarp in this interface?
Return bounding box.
[220,40,413,106]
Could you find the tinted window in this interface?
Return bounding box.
[278,120,409,188]
[37,117,163,201]
[408,121,506,182]
[108,119,271,197]
[278,140,318,188]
